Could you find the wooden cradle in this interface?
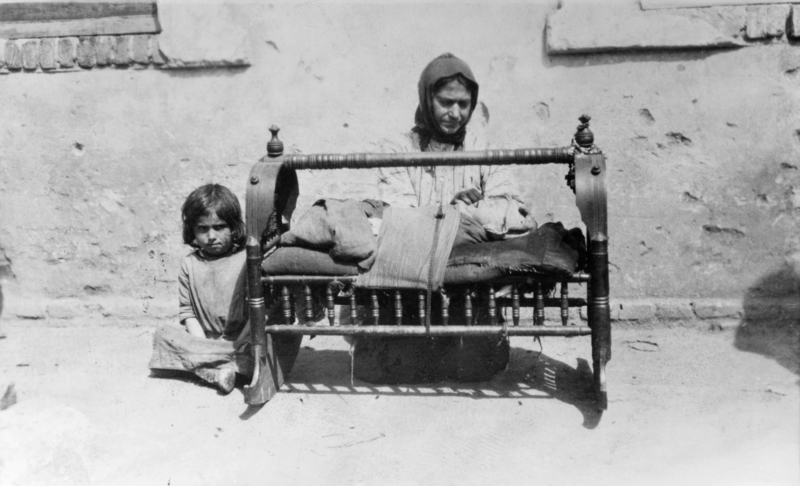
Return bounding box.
[242,116,610,410]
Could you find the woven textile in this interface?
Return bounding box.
[448,222,586,276]
[357,205,460,289]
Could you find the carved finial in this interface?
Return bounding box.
[267,125,283,158]
[575,114,594,148]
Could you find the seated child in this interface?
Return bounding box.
[148,184,252,394]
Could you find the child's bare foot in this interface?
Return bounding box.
[217,368,237,395]
[194,368,237,395]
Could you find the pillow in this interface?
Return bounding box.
[280,199,377,269]
[262,247,358,276]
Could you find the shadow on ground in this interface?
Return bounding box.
[149,368,248,395]
[735,262,800,380]
[282,345,603,428]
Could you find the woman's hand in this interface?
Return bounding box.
[451,188,483,206]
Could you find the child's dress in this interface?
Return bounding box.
[148,249,253,379]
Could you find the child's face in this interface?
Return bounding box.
[193,210,233,256]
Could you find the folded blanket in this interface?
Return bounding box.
[448,222,587,276]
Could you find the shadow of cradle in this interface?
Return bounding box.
[279,344,603,429]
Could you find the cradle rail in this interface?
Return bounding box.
[265,326,592,337]
[244,115,610,411]
[281,146,574,170]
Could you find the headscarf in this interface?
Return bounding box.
[412,53,480,152]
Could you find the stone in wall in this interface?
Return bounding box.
[21,40,38,70]
[5,42,21,69]
[58,38,76,68]
[655,300,695,320]
[76,37,95,68]
[0,34,164,72]
[132,35,150,64]
[94,36,114,66]
[789,6,800,39]
[39,38,56,70]
[692,300,742,319]
[547,1,745,55]
[745,5,790,40]
[114,36,131,66]
[617,301,656,321]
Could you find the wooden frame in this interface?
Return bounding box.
[243,118,611,411]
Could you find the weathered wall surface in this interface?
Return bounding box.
[0,1,798,321]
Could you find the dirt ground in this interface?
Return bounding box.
[0,318,797,486]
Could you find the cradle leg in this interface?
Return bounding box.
[418,291,426,326]
[464,288,473,326]
[593,357,607,411]
[589,238,611,411]
[244,238,273,405]
[350,290,357,325]
[244,237,301,405]
[394,290,402,326]
[282,286,292,325]
[370,290,380,326]
[441,289,449,327]
[326,284,335,326]
[304,285,314,322]
[488,285,497,326]
[534,282,544,326]
[511,285,520,327]
[560,282,569,326]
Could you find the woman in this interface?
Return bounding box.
[377,52,519,210]
[353,53,513,384]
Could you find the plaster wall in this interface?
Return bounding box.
[1,1,798,308]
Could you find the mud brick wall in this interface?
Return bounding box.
[0,1,798,324]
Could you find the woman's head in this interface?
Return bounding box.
[431,77,473,135]
[182,184,245,256]
[414,53,479,148]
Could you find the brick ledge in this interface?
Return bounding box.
[2,295,796,325]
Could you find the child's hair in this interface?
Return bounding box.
[181,184,246,250]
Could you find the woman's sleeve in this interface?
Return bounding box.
[178,257,195,324]
[375,135,421,207]
[481,165,522,197]
[467,130,523,199]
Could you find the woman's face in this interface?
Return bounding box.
[431,79,472,135]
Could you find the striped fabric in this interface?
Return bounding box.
[357,205,460,289]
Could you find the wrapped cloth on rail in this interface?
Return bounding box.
[356,205,461,290]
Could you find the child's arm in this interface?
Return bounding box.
[183,317,207,338]
[178,256,207,339]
